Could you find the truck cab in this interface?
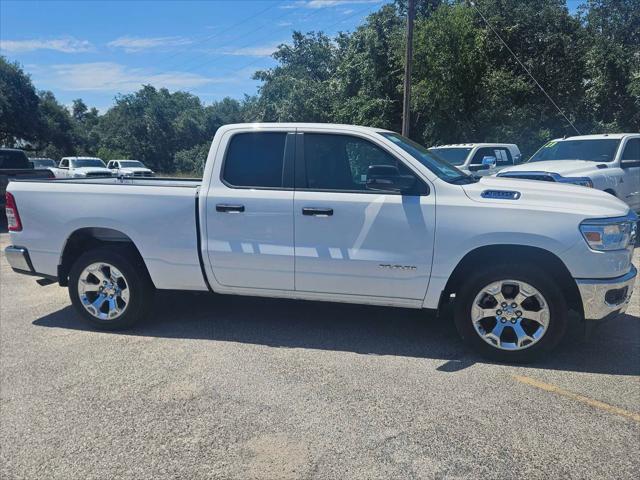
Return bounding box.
[429,143,521,176]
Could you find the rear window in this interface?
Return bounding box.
[0,150,30,169]
[222,132,287,188]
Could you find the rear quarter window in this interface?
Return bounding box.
[0,150,30,169]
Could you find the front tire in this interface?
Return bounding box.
[453,264,568,362]
[68,246,153,330]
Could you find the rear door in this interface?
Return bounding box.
[204,128,295,290]
[293,131,435,300]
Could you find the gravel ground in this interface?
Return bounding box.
[1,230,638,479]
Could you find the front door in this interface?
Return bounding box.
[205,129,295,290]
[293,132,435,300]
[620,137,640,211]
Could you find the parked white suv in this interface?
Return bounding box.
[5,124,637,362]
[107,160,154,177]
[58,157,114,178]
[498,134,640,212]
[429,143,521,176]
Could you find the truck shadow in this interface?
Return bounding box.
[33,290,639,376]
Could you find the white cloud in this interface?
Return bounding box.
[281,0,381,8]
[107,36,192,52]
[30,62,230,93]
[0,37,92,53]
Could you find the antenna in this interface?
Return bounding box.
[468,1,581,135]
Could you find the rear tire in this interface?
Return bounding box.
[68,246,153,330]
[453,264,568,362]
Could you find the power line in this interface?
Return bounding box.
[469,1,581,135]
[159,1,286,71]
[185,3,377,83]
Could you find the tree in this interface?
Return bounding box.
[252,31,338,122]
[0,57,41,146]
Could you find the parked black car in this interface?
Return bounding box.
[1,148,54,207]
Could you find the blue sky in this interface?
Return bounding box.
[1,0,584,112]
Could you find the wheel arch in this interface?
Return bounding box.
[58,227,153,288]
[441,244,583,317]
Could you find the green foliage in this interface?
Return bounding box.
[0,57,41,145]
[1,0,638,170]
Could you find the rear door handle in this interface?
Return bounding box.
[216,204,245,213]
[302,207,333,217]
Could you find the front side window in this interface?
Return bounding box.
[303,133,426,194]
[222,132,287,188]
[621,138,639,161]
[529,139,621,163]
[380,132,471,184]
[60,159,68,168]
[471,147,512,166]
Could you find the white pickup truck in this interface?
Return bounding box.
[57,156,115,178]
[429,143,522,176]
[498,134,640,213]
[5,124,637,362]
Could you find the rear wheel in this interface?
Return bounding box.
[453,264,568,362]
[69,246,153,330]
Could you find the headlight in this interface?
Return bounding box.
[561,177,593,188]
[580,213,638,251]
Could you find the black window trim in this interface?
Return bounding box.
[219,130,295,191]
[294,131,430,196]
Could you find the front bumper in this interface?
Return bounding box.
[5,245,35,274]
[576,266,637,320]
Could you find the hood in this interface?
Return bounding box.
[73,167,111,174]
[500,160,606,177]
[462,176,629,218]
[119,167,152,173]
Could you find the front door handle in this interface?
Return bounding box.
[216,204,245,213]
[302,207,333,217]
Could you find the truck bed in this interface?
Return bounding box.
[7,177,208,291]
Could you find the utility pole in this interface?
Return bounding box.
[402,0,415,137]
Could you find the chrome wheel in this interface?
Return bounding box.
[471,279,549,351]
[78,262,130,320]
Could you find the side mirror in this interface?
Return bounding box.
[481,156,497,168]
[513,153,522,165]
[366,165,416,193]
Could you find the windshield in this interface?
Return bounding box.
[31,159,56,167]
[380,133,472,183]
[71,159,106,168]
[118,160,145,168]
[529,139,621,163]
[428,147,471,166]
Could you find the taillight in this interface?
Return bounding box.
[5,192,22,231]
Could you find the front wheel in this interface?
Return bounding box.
[453,264,568,362]
[68,246,153,330]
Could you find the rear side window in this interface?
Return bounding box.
[0,150,30,169]
[223,132,287,188]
